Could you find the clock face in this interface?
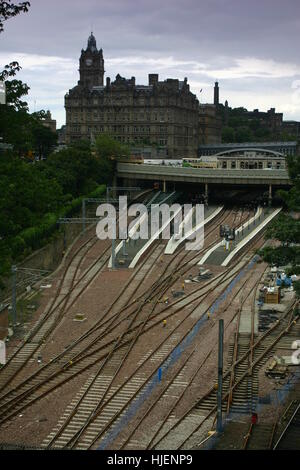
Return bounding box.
[85,59,93,66]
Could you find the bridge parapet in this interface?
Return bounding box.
[117,163,291,186]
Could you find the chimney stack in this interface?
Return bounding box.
[149,74,159,86]
[214,81,219,105]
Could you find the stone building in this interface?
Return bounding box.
[215,149,286,170]
[199,103,222,144]
[281,120,300,139]
[198,83,223,145]
[246,107,283,132]
[41,110,56,133]
[198,141,298,157]
[65,33,199,157]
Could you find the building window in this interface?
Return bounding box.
[231,161,236,169]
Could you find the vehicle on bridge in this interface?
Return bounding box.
[120,149,287,171]
[182,157,217,168]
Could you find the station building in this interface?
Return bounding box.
[65,33,199,158]
[198,141,298,157]
[214,149,286,170]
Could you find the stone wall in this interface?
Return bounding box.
[0,305,8,340]
[0,220,91,303]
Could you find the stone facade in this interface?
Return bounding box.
[199,104,222,144]
[247,107,283,131]
[198,141,298,157]
[282,120,300,138]
[41,110,56,133]
[65,34,199,157]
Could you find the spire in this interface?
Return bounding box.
[87,32,97,52]
[214,81,219,106]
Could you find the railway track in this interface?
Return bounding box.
[0,236,112,393]
[0,207,231,404]
[140,261,266,450]
[0,206,262,448]
[0,191,158,394]
[272,400,300,450]
[40,232,267,449]
[243,399,300,450]
[41,263,249,449]
[152,301,299,450]
[115,264,263,449]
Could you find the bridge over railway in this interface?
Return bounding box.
[117,163,291,202]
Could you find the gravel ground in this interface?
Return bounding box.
[0,209,275,450]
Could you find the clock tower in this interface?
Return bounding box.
[78,33,104,89]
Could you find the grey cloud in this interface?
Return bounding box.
[1,0,300,126]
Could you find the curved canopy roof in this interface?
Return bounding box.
[215,148,285,158]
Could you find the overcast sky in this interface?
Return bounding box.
[2,0,300,128]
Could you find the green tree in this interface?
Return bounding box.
[277,155,300,211]
[0,152,63,239]
[0,104,33,153]
[0,0,30,33]
[0,62,30,110]
[265,213,300,246]
[94,134,129,184]
[259,152,300,275]
[222,126,235,143]
[0,104,57,156]
[293,280,300,298]
[31,120,58,157]
[42,141,106,197]
[235,126,254,142]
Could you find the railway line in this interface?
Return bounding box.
[0,204,273,449]
[115,262,265,449]
[38,231,268,452]
[0,235,112,392]
[0,206,232,399]
[115,256,267,450]
[42,259,246,449]
[272,400,300,450]
[0,190,156,393]
[241,396,300,451]
[149,300,299,450]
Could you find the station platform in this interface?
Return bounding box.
[198,207,282,266]
[164,205,223,254]
[108,191,181,269]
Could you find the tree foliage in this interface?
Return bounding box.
[0,104,57,156]
[259,151,300,276]
[0,152,63,239]
[41,141,105,197]
[265,214,300,246]
[293,280,300,299]
[94,133,129,160]
[0,138,111,287]
[220,105,297,143]
[0,0,30,33]
[94,134,130,184]
[0,61,30,110]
